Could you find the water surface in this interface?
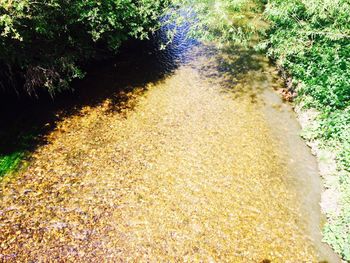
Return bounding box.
[0,28,340,262]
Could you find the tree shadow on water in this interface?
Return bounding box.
[196,44,281,103]
[0,36,196,176]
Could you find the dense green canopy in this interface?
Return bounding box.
[0,0,169,95]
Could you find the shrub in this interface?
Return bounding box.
[264,0,350,259]
[0,0,169,95]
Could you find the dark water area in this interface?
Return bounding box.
[0,23,198,157]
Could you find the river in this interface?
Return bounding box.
[0,23,340,262]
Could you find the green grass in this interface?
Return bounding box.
[0,151,25,177]
[0,127,38,178]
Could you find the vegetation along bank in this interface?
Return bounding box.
[0,0,349,260]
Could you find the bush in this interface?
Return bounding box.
[167,0,265,45]
[0,0,169,95]
[264,0,350,259]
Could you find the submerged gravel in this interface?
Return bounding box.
[0,47,319,262]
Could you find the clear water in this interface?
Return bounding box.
[0,21,340,262]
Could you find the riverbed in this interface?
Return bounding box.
[0,29,340,261]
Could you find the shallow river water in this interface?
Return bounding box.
[0,30,341,261]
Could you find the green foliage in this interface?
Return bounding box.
[168,0,265,45]
[0,151,24,177]
[0,0,169,95]
[323,172,350,260]
[264,0,350,259]
[0,0,170,176]
[0,127,38,177]
[264,0,350,109]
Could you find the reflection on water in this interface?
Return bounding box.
[0,17,340,262]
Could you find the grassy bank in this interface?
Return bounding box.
[0,126,38,178]
[263,0,350,259]
[0,152,24,177]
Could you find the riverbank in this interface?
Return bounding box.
[175,0,350,257]
[263,1,350,259]
[292,98,350,261]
